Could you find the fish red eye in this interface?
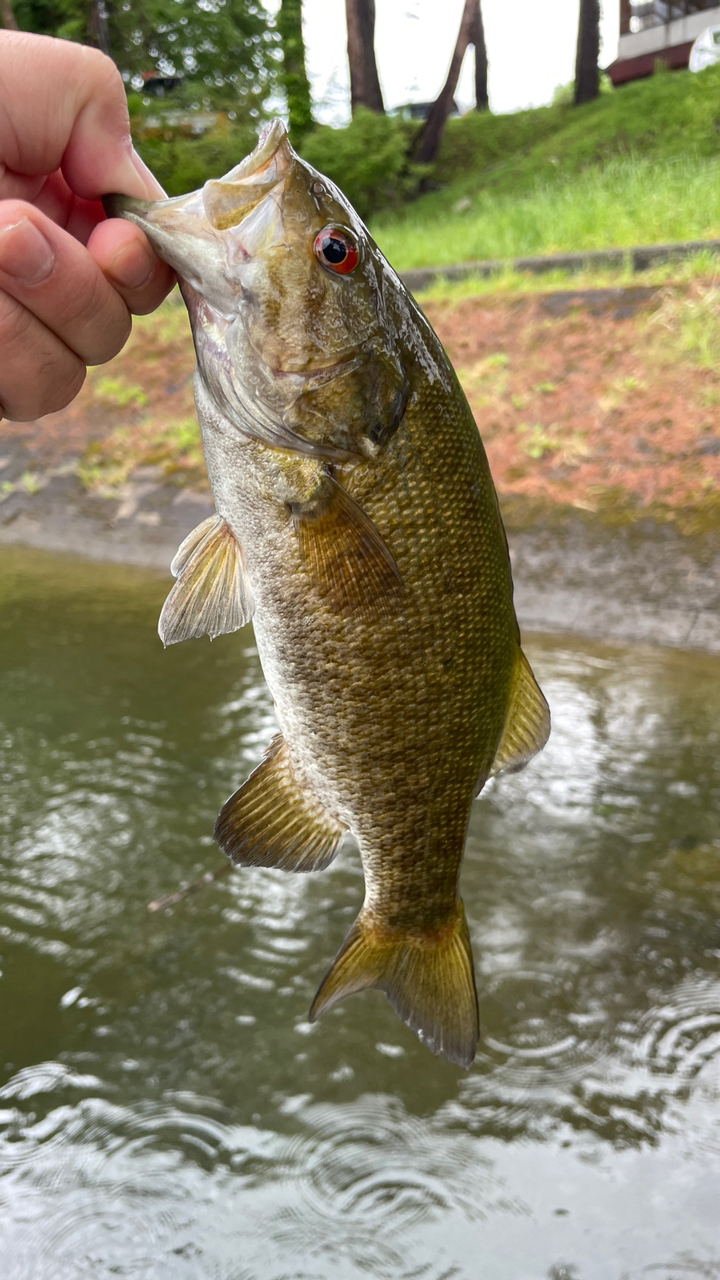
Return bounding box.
[313,227,359,275]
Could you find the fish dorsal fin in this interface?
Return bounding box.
[158,514,255,647]
[294,473,404,619]
[490,649,551,778]
[214,734,348,872]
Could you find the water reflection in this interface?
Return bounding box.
[0,546,719,1278]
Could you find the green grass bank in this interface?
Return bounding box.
[370,64,720,270]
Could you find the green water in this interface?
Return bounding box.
[1,545,719,1280]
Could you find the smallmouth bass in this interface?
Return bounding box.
[107,121,550,1067]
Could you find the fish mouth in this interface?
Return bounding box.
[101,121,294,279]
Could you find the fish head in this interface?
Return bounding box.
[106,120,411,459]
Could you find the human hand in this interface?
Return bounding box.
[0,31,175,422]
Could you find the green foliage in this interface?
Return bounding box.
[432,102,569,189]
[14,0,277,111]
[300,109,425,220]
[135,122,260,197]
[370,63,720,270]
[398,61,720,210]
[277,0,313,145]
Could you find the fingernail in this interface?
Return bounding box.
[108,148,166,203]
[0,217,55,284]
[131,148,167,199]
[108,240,155,290]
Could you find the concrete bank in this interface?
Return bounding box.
[400,238,720,294]
[2,469,719,656]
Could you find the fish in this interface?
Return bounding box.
[105,119,550,1067]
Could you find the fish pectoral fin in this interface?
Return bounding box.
[214,734,348,872]
[293,473,404,618]
[158,514,255,646]
[489,648,551,780]
[309,901,479,1068]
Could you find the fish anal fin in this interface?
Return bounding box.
[294,474,403,619]
[309,900,479,1068]
[489,648,551,780]
[159,514,254,647]
[214,734,348,872]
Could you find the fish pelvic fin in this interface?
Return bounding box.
[214,734,348,872]
[293,472,404,620]
[159,514,255,646]
[489,648,551,781]
[309,900,479,1068]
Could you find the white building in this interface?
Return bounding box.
[607,0,720,83]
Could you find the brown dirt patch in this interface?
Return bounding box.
[3,282,719,533]
[0,301,201,488]
[423,284,720,528]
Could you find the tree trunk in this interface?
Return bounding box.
[88,0,112,59]
[278,0,314,142]
[0,0,18,30]
[414,0,477,165]
[470,1,489,112]
[345,0,384,115]
[574,0,600,105]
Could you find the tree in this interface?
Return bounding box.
[277,0,313,143]
[0,0,19,28]
[470,0,488,112]
[13,0,277,112]
[345,0,384,115]
[87,0,110,57]
[574,0,600,105]
[414,0,476,165]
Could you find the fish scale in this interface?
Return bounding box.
[106,119,550,1066]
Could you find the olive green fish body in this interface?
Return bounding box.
[108,121,550,1065]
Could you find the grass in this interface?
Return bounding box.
[373,155,720,271]
[90,376,149,409]
[77,417,204,490]
[369,63,720,271]
[435,62,720,198]
[71,297,205,492]
[645,284,720,370]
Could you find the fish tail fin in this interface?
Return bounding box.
[309,900,479,1068]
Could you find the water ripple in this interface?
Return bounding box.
[635,980,720,1083]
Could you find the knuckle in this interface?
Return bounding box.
[82,45,123,93]
[0,291,86,419]
[39,361,86,416]
[0,292,34,349]
[40,263,130,364]
[81,47,129,128]
[83,287,131,363]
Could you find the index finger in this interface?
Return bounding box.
[0,31,163,201]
